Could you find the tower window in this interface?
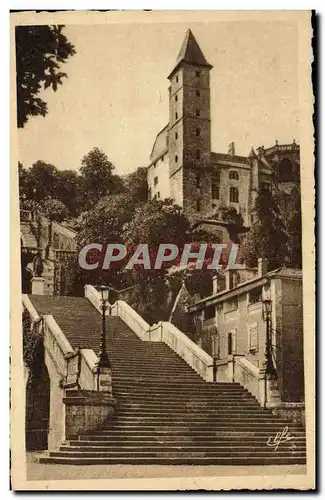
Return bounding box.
[157,191,160,199]
[176,75,179,83]
[196,109,200,117]
[196,70,200,77]
[175,155,178,163]
[196,200,201,212]
[175,132,178,140]
[175,112,178,120]
[213,171,220,183]
[196,128,200,136]
[196,149,201,160]
[175,95,178,102]
[229,187,239,203]
[229,171,239,180]
[196,89,200,97]
[154,176,158,186]
[211,184,220,200]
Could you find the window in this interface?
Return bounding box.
[204,305,215,320]
[278,158,294,182]
[196,149,201,160]
[229,187,239,203]
[196,70,200,77]
[175,132,178,140]
[156,191,160,199]
[229,171,239,180]
[211,183,220,200]
[261,181,271,191]
[176,75,179,83]
[248,286,262,304]
[248,323,258,352]
[228,331,236,355]
[225,296,238,313]
[213,171,220,183]
[154,176,158,186]
[175,95,178,102]
[196,108,200,116]
[196,200,201,212]
[175,155,178,163]
[196,174,200,189]
[175,112,178,120]
[196,128,200,136]
[196,89,200,97]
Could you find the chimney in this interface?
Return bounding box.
[258,257,268,277]
[225,269,234,290]
[31,276,45,295]
[212,275,218,294]
[228,142,235,156]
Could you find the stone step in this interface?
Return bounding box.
[39,455,306,466]
[64,443,306,451]
[51,449,305,459]
[76,433,307,442]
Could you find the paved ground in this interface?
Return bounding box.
[26,453,306,481]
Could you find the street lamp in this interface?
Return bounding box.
[262,298,277,379]
[96,285,112,392]
[211,329,218,382]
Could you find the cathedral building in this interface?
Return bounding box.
[147,29,300,227]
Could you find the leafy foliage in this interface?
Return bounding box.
[213,204,244,227]
[41,197,69,222]
[79,147,122,210]
[16,25,76,128]
[22,310,43,372]
[241,185,301,270]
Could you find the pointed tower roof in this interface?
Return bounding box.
[168,29,212,79]
[248,147,257,158]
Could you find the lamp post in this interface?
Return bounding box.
[262,298,277,379]
[211,330,218,382]
[96,285,112,392]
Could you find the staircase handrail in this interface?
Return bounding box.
[22,295,98,390]
[160,321,213,380]
[22,294,40,324]
[84,285,214,381]
[113,300,150,340]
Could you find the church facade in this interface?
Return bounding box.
[147,29,300,226]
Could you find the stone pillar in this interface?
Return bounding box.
[259,367,282,408]
[64,390,116,441]
[31,276,45,295]
[258,258,268,277]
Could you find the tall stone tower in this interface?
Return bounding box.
[167,30,213,219]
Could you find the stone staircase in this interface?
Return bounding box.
[29,295,306,465]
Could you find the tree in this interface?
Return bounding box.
[123,198,191,323]
[274,184,302,268]
[241,187,289,270]
[40,197,69,222]
[213,204,244,227]
[79,147,121,210]
[74,193,134,290]
[55,169,81,216]
[123,167,149,205]
[15,25,76,128]
[22,161,59,203]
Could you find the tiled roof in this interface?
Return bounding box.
[150,124,168,163]
[211,152,249,165]
[168,29,212,78]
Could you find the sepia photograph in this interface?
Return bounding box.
[10,10,315,491]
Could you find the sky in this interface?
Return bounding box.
[17,18,299,176]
